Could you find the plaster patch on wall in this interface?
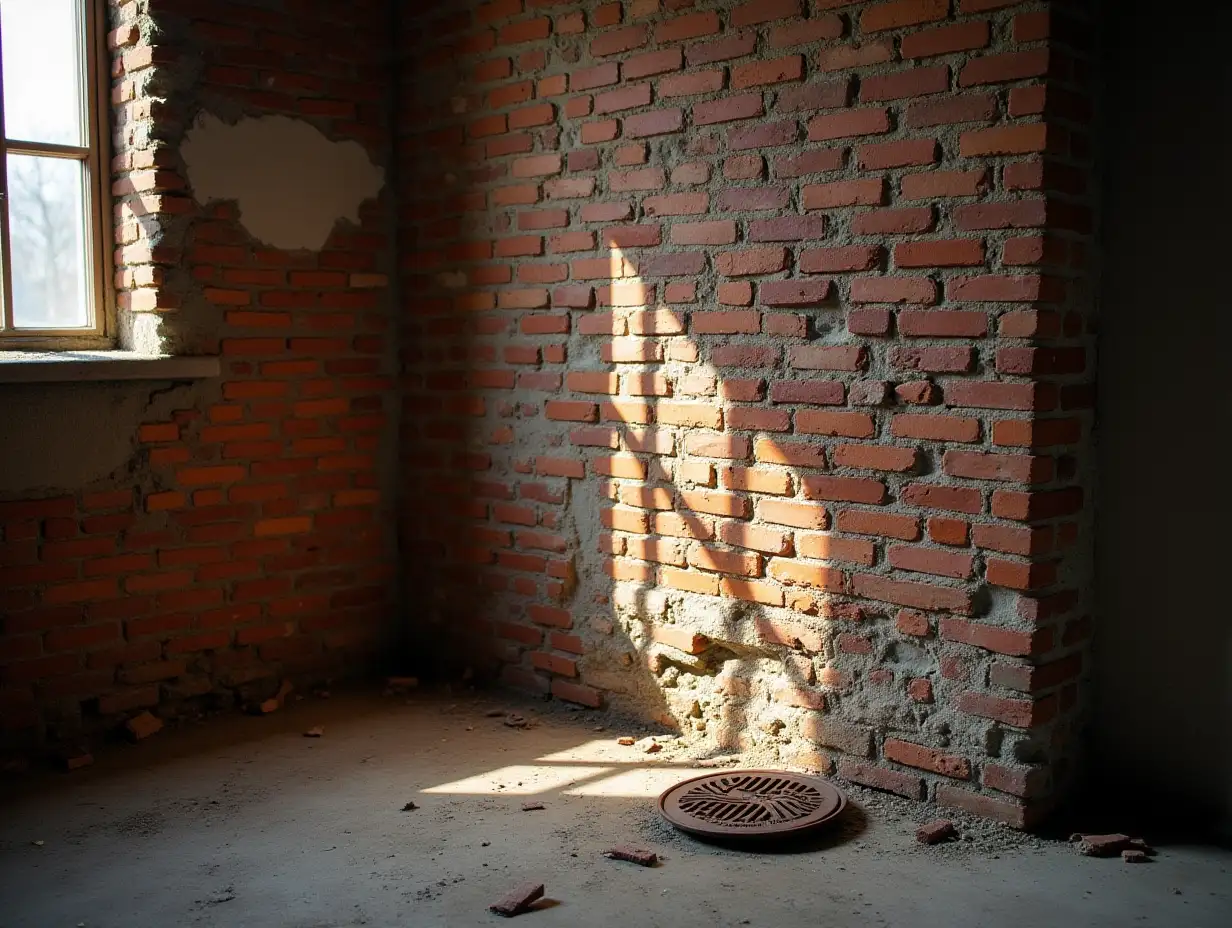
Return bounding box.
[182,114,384,251]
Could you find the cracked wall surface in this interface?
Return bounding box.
[398,0,1097,828]
[0,0,399,751]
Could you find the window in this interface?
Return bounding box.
[0,0,109,346]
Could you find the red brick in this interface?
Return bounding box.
[852,573,972,613]
[807,108,891,141]
[888,544,974,579]
[960,50,1050,87]
[902,21,991,58]
[884,738,971,779]
[861,0,948,33]
[839,761,924,800]
[860,66,949,102]
[693,93,764,125]
[733,0,803,27]
[895,239,985,268]
[802,179,886,209]
[686,32,758,66]
[852,206,935,235]
[731,55,804,90]
[858,139,938,170]
[655,11,720,43]
[907,93,997,128]
[901,169,989,199]
[591,24,648,57]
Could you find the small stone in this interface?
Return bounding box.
[486,709,506,718]
[387,676,419,690]
[1122,849,1148,863]
[504,714,528,728]
[617,737,635,746]
[60,749,94,771]
[916,820,957,845]
[303,727,324,738]
[258,679,293,714]
[644,742,662,754]
[521,801,545,812]
[489,881,544,917]
[401,801,419,812]
[32,840,44,847]
[604,844,657,866]
[481,841,490,847]
[125,711,163,741]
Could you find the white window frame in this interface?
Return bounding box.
[0,0,112,349]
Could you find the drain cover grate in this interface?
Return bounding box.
[658,770,846,839]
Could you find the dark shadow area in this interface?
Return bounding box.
[1090,5,1232,843]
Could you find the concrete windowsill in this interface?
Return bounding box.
[0,351,221,384]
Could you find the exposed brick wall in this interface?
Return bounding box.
[0,0,398,750]
[400,0,1096,825]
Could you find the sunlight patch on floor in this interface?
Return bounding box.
[564,766,685,798]
[421,764,610,795]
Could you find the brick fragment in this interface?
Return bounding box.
[916,820,957,844]
[604,844,658,866]
[490,882,545,917]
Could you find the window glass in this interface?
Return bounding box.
[1,0,86,146]
[7,154,90,328]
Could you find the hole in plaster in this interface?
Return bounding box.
[181,113,384,252]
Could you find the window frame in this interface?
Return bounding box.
[0,0,113,350]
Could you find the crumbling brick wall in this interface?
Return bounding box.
[400,0,1096,826]
[0,0,399,751]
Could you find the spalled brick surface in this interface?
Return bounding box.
[400,0,1095,825]
[0,0,398,747]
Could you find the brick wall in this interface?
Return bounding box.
[0,0,398,751]
[400,0,1096,826]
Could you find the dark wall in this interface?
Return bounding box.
[1096,6,1232,838]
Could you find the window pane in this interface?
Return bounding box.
[7,153,90,329]
[1,0,85,146]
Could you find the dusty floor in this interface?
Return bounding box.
[1,690,1228,927]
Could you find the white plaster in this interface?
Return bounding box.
[181,114,384,251]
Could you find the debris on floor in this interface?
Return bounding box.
[604,844,658,866]
[696,755,741,768]
[31,840,44,847]
[520,801,545,812]
[503,713,529,729]
[257,680,293,714]
[1070,833,1154,859]
[125,711,164,742]
[485,709,506,718]
[916,820,957,845]
[59,748,94,771]
[387,676,419,691]
[489,881,545,918]
[401,801,419,812]
[303,726,324,738]
[1122,849,1149,863]
[617,737,635,746]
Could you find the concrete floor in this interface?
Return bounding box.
[1,691,1228,928]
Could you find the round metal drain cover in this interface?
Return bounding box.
[658,769,846,839]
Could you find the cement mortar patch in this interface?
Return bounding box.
[0,382,203,495]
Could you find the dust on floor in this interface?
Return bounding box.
[0,690,1228,928]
